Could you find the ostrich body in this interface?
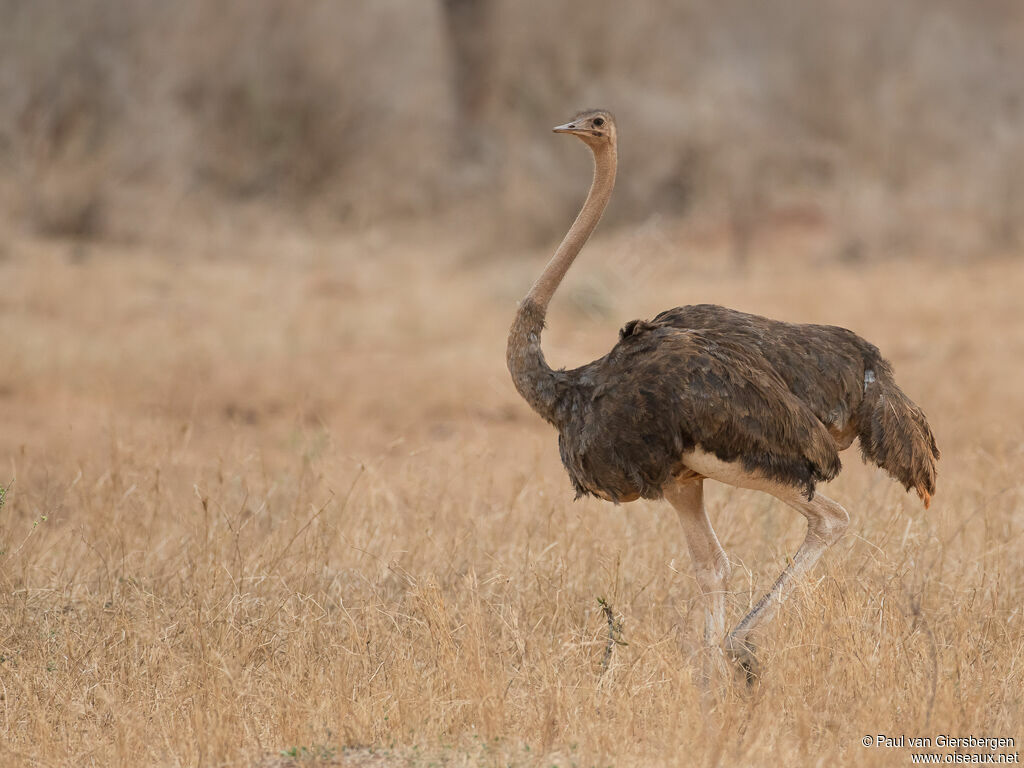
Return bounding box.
[506,110,939,678]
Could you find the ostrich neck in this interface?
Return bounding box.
[506,141,617,425]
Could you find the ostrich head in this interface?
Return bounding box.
[553,109,617,150]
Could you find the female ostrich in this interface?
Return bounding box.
[506,109,939,678]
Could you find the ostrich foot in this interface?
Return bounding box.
[726,635,760,686]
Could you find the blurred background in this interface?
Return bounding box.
[3,0,1024,261]
[3,5,1023,763]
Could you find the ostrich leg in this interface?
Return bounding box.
[664,478,730,688]
[725,487,849,680]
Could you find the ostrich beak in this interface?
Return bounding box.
[552,121,579,133]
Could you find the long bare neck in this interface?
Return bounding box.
[506,141,617,425]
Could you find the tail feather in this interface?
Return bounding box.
[856,364,940,508]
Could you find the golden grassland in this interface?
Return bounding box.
[0,217,1021,767]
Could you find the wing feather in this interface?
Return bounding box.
[559,326,841,501]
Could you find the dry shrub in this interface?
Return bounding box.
[480,0,1024,254]
[0,0,121,236]
[175,0,453,218]
[1,0,1024,251]
[0,0,454,230]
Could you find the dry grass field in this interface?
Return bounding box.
[0,212,1021,767]
[3,1,1023,766]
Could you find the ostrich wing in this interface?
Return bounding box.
[649,304,871,431]
[558,325,842,502]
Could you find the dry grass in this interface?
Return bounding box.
[0,213,1021,767]
[3,4,1021,765]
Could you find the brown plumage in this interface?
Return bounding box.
[506,109,940,681]
[560,303,938,506]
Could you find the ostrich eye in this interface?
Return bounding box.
[592,117,605,127]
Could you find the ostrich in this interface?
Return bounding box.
[506,109,939,679]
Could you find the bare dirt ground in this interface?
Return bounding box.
[0,216,1021,767]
